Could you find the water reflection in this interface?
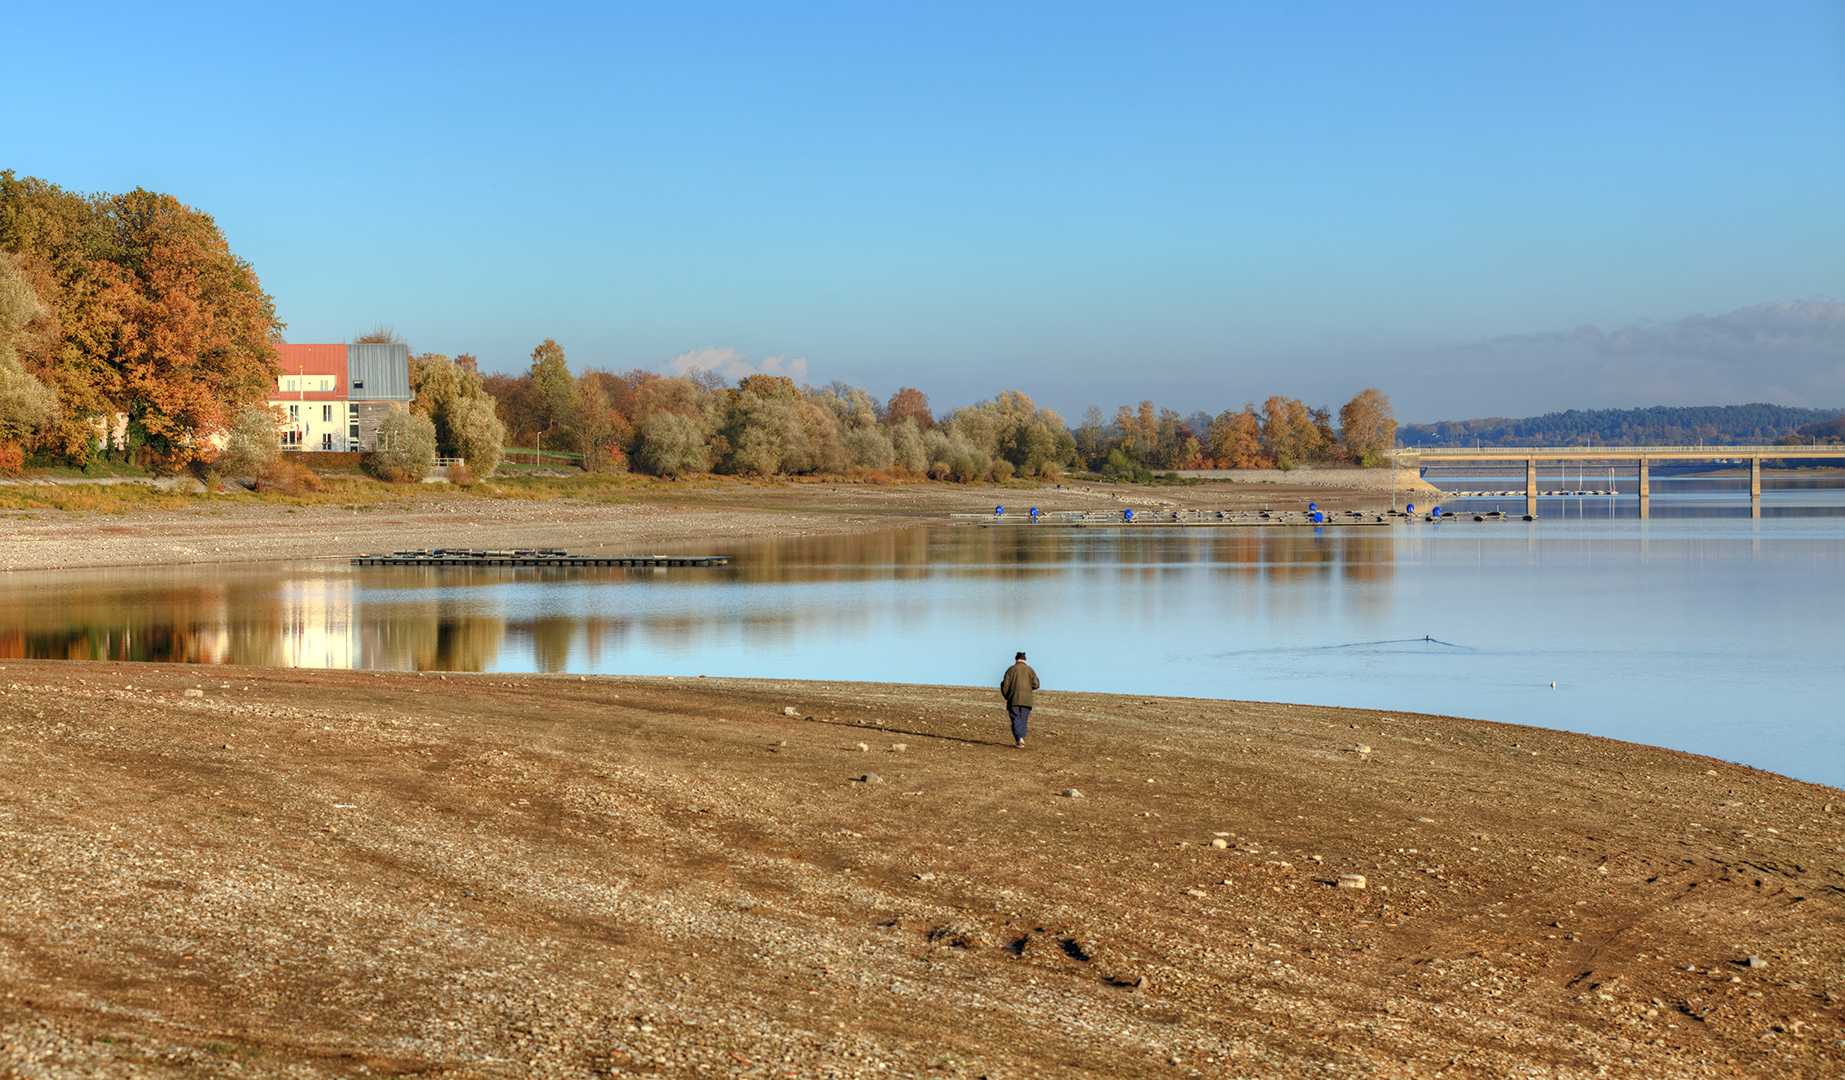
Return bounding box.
[0,527,1397,673]
[4,517,1843,786]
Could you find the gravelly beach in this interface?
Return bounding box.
[0,661,1838,1078]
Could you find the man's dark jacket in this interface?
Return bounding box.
[1000,662,1039,708]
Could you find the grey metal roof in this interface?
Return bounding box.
[346,343,412,400]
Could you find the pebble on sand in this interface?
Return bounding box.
[1210,838,1229,849]
[1061,789,1084,798]
[783,707,799,716]
[861,773,883,783]
[1746,955,1767,969]
[1337,874,1367,889]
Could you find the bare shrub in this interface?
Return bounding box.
[0,441,23,475]
[848,467,901,484]
[447,461,474,487]
[255,459,323,495]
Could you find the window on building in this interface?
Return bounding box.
[323,404,333,423]
[282,378,296,392]
[288,404,299,420]
[322,432,333,451]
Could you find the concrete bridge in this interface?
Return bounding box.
[1391,445,1845,518]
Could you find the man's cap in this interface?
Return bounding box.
[1015,651,1027,660]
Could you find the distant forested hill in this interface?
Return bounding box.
[1398,404,1844,447]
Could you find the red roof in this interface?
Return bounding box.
[273,344,348,400]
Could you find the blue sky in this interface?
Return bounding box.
[7,1,1843,421]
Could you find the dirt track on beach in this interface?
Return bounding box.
[0,662,1839,1078]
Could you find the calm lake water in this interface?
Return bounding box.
[3,477,1841,788]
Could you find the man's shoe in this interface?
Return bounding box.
[1015,739,1025,748]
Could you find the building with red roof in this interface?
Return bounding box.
[269,343,413,451]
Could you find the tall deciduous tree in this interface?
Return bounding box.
[0,172,136,460]
[1206,404,1269,468]
[1261,396,1328,469]
[527,339,578,447]
[448,397,506,478]
[109,189,281,467]
[884,387,934,430]
[0,251,58,444]
[1339,388,1398,466]
[635,412,709,477]
[412,353,506,476]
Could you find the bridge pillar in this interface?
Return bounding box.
[1526,458,1538,518]
[1750,457,1762,498]
[1637,458,1649,498]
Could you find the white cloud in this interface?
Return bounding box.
[755,354,809,381]
[665,346,809,383]
[666,346,748,377]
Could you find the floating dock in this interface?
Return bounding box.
[352,549,730,568]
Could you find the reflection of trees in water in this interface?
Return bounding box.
[581,617,629,667]
[726,528,936,582]
[529,617,575,673]
[427,617,505,672]
[726,524,1397,582]
[361,607,505,672]
[1337,533,1396,583]
[0,623,229,664]
[0,525,1398,670]
[0,574,245,664]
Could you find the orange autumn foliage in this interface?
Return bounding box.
[0,173,281,470]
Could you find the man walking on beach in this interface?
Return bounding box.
[1000,651,1039,749]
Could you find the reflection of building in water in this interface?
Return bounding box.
[277,579,357,668]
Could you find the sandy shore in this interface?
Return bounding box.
[0,476,1418,573]
[0,661,1838,1077]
